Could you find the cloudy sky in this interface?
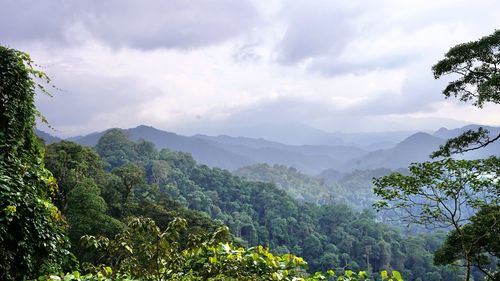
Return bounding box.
[1,0,499,137]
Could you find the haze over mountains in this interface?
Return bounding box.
[37,124,500,174]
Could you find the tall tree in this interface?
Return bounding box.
[95,129,138,170]
[0,46,71,279]
[374,158,500,279]
[375,30,500,281]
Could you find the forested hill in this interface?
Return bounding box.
[39,129,463,280]
[234,163,396,211]
[38,124,500,174]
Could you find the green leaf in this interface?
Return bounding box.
[392,271,403,281]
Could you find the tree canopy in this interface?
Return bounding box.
[432,30,500,157]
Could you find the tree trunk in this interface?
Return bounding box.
[464,257,471,281]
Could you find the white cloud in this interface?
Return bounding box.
[4,0,497,137]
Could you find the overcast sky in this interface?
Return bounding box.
[1,0,499,137]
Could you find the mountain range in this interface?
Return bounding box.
[36,124,500,174]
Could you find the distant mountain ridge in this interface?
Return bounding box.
[37,124,500,174]
[35,129,61,144]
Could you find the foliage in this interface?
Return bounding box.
[432,30,500,157]
[374,154,500,279]
[77,216,384,281]
[111,163,146,210]
[434,205,500,280]
[0,46,72,279]
[234,164,401,213]
[431,127,500,158]
[45,141,105,210]
[65,179,123,257]
[234,163,336,204]
[87,134,460,280]
[374,157,499,227]
[95,130,157,171]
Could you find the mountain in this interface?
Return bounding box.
[324,131,414,150]
[433,124,500,159]
[193,135,367,174]
[65,124,500,173]
[67,131,105,146]
[348,132,446,170]
[219,123,349,146]
[69,125,367,174]
[433,124,500,139]
[70,125,253,170]
[35,129,62,144]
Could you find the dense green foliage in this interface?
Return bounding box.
[0,46,72,279]
[82,130,460,280]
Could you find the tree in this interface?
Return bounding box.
[431,30,500,158]
[111,163,145,214]
[374,157,500,280]
[95,129,138,170]
[434,205,500,280]
[65,179,123,256]
[0,46,71,279]
[374,30,500,281]
[79,216,380,281]
[44,141,105,210]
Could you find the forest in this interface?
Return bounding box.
[1,24,499,281]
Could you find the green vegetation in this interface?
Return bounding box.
[235,163,396,211]
[375,30,500,281]
[235,163,336,204]
[0,47,72,280]
[75,129,457,280]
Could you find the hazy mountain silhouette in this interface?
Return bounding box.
[347,132,445,170]
[35,129,61,144]
[37,124,499,174]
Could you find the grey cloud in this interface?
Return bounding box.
[0,0,259,49]
[179,95,465,136]
[273,1,414,75]
[347,68,446,115]
[35,72,162,136]
[275,2,353,64]
[232,43,261,63]
[309,53,418,76]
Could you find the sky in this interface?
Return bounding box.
[1,0,499,138]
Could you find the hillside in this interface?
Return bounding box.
[59,130,459,279]
[235,163,396,211]
[234,163,337,204]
